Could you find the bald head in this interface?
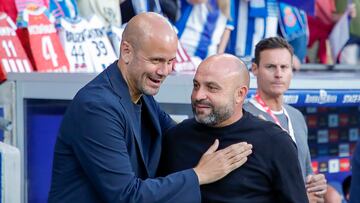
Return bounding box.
[197,54,250,88]
[118,12,178,104]
[192,54,250,127]
[122,12,177,51]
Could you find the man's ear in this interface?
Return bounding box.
[251,62,258,77]
[120,40,132,64]
[235,85,249,104]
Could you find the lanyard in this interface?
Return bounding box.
[250,93,296,143]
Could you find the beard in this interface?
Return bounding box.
[192,99,233,127]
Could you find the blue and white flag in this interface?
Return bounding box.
[278,0,315,15]
[227,0,278,57]
[278,2,307,41]
[329,10,350,62]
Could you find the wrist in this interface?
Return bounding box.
[193,167,205,185]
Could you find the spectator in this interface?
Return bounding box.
[244,37,327,203]
[227,0,278,60]
[120,0,162,24]
[307,0,357,64]
[175,0,234,62]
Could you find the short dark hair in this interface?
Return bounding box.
[254,37,294,65]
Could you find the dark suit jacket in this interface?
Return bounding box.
[350,141,360,203]
[48,61,200,203]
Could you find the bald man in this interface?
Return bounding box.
[48,13,252,203]
[160,54,309,202]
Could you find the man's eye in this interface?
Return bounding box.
[167,60,175,65]
[208,86,218,91]
[151,59,160,64]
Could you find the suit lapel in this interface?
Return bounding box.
[106,61,149,177]
[142,97,162,177]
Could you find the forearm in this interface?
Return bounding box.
[217,28,232,54]
[129,169,200,203]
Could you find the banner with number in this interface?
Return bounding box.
[17,6,69,72]
[86,15,116,72]
[0,12,33,82]
[58,17,95,72]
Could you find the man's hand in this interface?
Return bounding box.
[307,192,324,203]
[193,139,252,185]
[306,174,327,203]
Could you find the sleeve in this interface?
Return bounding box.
[290,106,314,177]
[304,123,314,176]
[271,132,309,203]
[297,109,314,176]
[72,100,200,203]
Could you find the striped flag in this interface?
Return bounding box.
[229,0,278,58]
[174,41,196,72]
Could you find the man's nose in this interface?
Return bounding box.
[194,89,208,101]
[274,66,282,77]
[157,62,172,76]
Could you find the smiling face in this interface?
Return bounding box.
[119,13,178,102]
[191,71,236,127]
[252,48,293,99]
[191,54,249,127]
[126,34,177,97]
